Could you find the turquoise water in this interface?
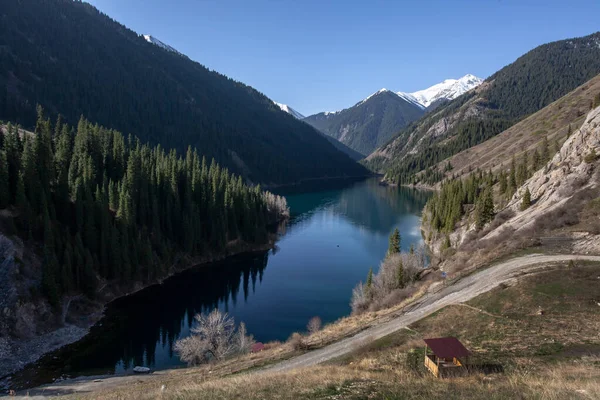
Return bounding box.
[11,178,431,387]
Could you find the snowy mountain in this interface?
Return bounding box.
[274,102,306,119]
[303,89,424,155]
[143,34,185,57]
[399,74,483,108]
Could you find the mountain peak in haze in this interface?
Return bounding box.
[274,102,306,119]
[400,74,483,108]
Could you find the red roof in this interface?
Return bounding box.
[424,337,470,359]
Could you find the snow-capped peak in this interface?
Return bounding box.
[400,74,483,108]
[274,102,306,119]
[355,88,393,106]
[143,34,185,57]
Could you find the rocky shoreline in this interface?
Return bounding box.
[0,229,283,388]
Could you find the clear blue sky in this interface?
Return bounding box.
[88,0,600,116]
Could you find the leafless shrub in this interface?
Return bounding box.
[368,287,417,312]
[351,247,427,315]
[287,332,307,351]
[174,309,254,366]
[350,282,369,314]
[235,322,254,355]
[307,317,322,335]
[263,191,290,218]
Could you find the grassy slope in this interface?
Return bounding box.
[69,262,600,399]
[425,73,600,183]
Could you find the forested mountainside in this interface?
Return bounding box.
[415,74,600,186]
[0,108,287,318]
[423,103,600,274]
[319,132,365,161]
[0,0,367,185]
[366,32,600,185]
[304,89,425,155]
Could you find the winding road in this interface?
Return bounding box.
[20,254,600,397]
[261,254,600,373]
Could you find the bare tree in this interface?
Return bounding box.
[350,244,429,315]
[350,281,369,314]
[235,322,255,354]
[174,309,254,366]
[307,316,322,335]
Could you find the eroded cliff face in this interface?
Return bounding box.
[423,107,600,272]
[485,107,600,242]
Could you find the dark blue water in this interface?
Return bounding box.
[11,178,431,386]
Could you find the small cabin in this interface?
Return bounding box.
[423,337,470,378]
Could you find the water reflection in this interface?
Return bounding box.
[11,178,432,389]
[12,252,270,384]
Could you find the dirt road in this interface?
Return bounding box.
[261,254,600,373]
[19,254,600,397]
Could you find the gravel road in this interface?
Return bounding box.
[19,254,600,397]
[260,254,600,373]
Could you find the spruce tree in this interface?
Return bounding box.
[396,259,405,288]
[387,228,401,256]
[521,187,532,210]
[475,186,495,229]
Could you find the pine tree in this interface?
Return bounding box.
[475,186,495,229]
[499,171,508,194]
[508,156,517,195]
[521,187,532,210]
[366,268,373,289]
[532,150,541,171]
[396,259,405,288]
[387,228,401,256]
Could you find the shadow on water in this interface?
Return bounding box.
[9,177,432,390]
[10,252,270,389]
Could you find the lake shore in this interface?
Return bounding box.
[0,230,283,387]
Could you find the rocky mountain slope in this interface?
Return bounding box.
[368,32,600,185]
[0,0,367,185]
[418,73,600,185]
[426,105,600,269]
[490,106,600,247]
[304,89,425,155]
[302,75,482,156]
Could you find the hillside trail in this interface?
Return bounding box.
[19,254,600,397]
[260,254,600,373]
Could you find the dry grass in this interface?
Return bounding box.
[83,363,600,400]
[61,262,600,399]
[428,73,600,182]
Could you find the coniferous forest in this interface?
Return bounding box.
[0,108,288,306]
[0,0,367,185]
[367,32,600,184]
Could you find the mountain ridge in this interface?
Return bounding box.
[366,31,600,185]
[302,75,482,155]
[303,89,425,155]
[0,0,367,186]
[274,102,306,119]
